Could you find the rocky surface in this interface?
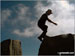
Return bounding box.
[1,39,22,55]
[38,34,74,55]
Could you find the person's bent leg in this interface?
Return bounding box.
[38,25,48,41]
[42,25,48,38]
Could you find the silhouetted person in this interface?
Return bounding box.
[38,9,58,41]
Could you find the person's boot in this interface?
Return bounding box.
[38,36,43,41]
[38,31,47,41]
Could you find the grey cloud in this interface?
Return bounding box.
[2,1,74,37]
[35,0,74,36]
[13,0,75,37]
[1,9,12,27]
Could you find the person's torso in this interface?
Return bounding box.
[38,14,48,26]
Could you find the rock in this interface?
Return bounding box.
[38,34,74,55]
[1,39,22,55]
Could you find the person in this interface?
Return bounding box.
[38,9,58,41]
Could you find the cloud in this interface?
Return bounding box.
[11,4,41,37]
[35,0,74,36]
[11,4,31,25]
[2,1,75,38]
[13,20,41,37]
[1,9,12,26]
[13,29,34,37]
[1,3,39,37]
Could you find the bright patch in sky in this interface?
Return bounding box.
[35,0,74,36]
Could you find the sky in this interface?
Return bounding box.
[1,0,75,55]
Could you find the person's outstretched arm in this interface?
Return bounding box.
[47,18,57,25]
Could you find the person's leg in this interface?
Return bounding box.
[38,25,48,41]
[42,25,48,38]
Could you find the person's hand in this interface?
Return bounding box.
[54,23,58,26]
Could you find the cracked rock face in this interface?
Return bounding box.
[1,39,22,55]
[38,34,74,55]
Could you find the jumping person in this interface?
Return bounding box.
[38,9,58,41]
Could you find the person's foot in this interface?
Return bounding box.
[38,37,43,41]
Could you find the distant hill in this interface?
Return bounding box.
[38,33,74,55]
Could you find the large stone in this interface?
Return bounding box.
[1,39,22,56]
[38,34,74,55]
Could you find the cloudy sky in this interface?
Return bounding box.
[1,0,75,55]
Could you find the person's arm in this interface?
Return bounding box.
[47,18,57,25]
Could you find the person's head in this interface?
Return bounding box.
[46,9,52,15]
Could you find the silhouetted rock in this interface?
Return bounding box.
[1,39,22,55]
[38,33,74,55]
